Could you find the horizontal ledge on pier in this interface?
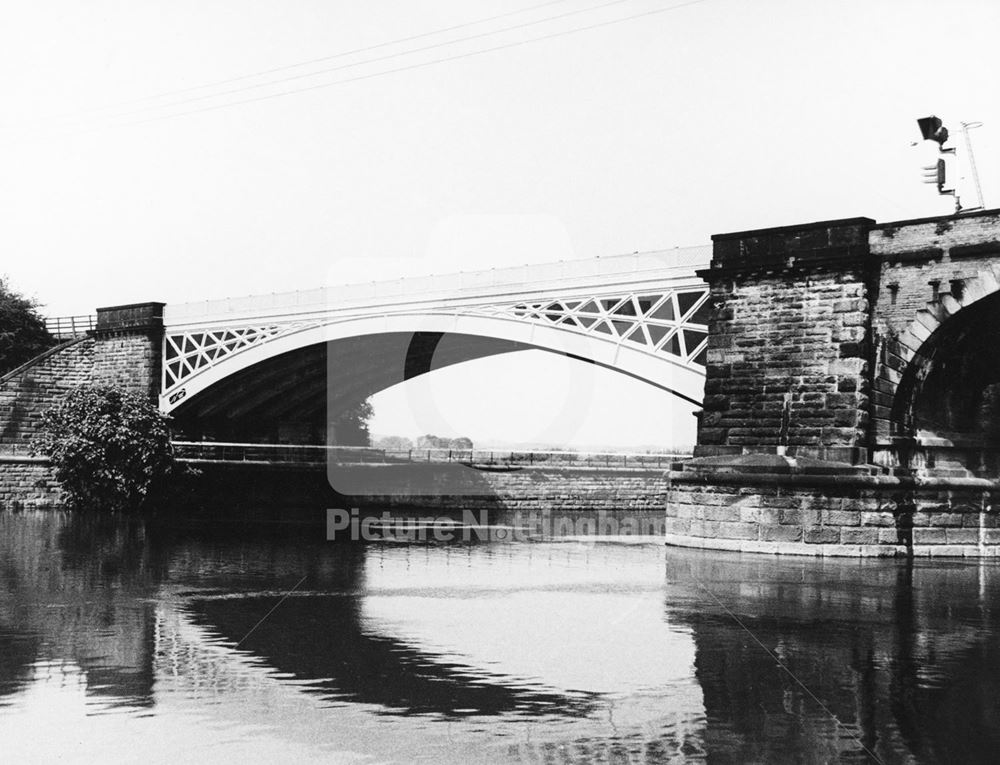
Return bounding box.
[663,533,1000,558]
[667,469,1000,491]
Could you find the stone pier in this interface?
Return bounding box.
[666,211,1000,557]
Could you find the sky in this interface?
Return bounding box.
[2,0,999,449]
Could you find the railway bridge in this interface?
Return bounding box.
[7,208,1000,555]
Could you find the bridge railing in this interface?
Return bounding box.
[44,315,97,340]
[163,245,712,325]
[170,441,691,468]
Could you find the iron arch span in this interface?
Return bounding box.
[163,313,707,441]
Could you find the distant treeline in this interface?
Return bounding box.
[373,434,473,451]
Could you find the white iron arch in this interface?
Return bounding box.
[159,311,707,414]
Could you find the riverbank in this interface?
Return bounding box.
[0,455,670,516]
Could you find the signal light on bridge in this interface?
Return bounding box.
[917,115,950,148]
[915,114,959,209]
[922,158,946,192]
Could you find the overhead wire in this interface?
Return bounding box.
[13,0,707,139]
[109,0,579,108]
[5,0,579,135]
[63,0,643,127]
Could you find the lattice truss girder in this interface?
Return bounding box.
[474,288,710,366]
[163,325,287,391]
[162,288,710,394]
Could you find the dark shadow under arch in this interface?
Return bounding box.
[169,330,702,443]
[891,291,1000,446]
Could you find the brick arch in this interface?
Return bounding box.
[875,266,1000,441]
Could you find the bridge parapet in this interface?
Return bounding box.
[162,246,710,329]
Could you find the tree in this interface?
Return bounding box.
[330,399,373,446]
[34,384,179,512]
[373,435,413,451]
[416,434,473,450]
[0,277,56,376]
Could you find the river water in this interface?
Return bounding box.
[1,509,999,764]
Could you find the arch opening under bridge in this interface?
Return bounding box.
[164,311,708,442]
[891,289,1000,449]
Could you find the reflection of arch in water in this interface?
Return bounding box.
[154,592,708,762]
[183,591,597,719]
[663,550,1000,762]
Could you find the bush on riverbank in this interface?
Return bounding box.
[34,384,179,512]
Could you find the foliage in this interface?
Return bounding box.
[330,399,374,446]
[0,277,56,376]
[34,384,179,512]
[373,435,413,451]
[416,434,474,450]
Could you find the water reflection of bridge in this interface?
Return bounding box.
[1,515,707,761]
[664,554,1000,762]
[4,512,1000,762]
[155,591,600,718]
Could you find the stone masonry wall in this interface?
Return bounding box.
[90,333,162,400]
[0,334,161,447]
[666,477,1000,557]
[487,466,669,512]
[0,457,63,509]
[1,459,670,517]
[180,462,671,516]
[872,210,1000,334]
[698,218,874,457]
[702,273,870,451]
[0,338,96,446]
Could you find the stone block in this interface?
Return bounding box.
[665,518,692,535]
[715,522,759,540]
[860,512,895,527]
[760,524,802,543]
[928,545,970,558]
[738,506,761,523]
[878,527,906,545]
[804,527,840,544]
[780,508,803,525]
[840,527,880,545]
[983,529,1000,545]
[704,505,741,523]
[963,512,988,528]
[945,528,979,545]
[755,507,783,525]
[927,513,965,528]
[913,527,947,545]
[823,509,861,527]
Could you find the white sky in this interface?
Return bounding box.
[2,0,998,448]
